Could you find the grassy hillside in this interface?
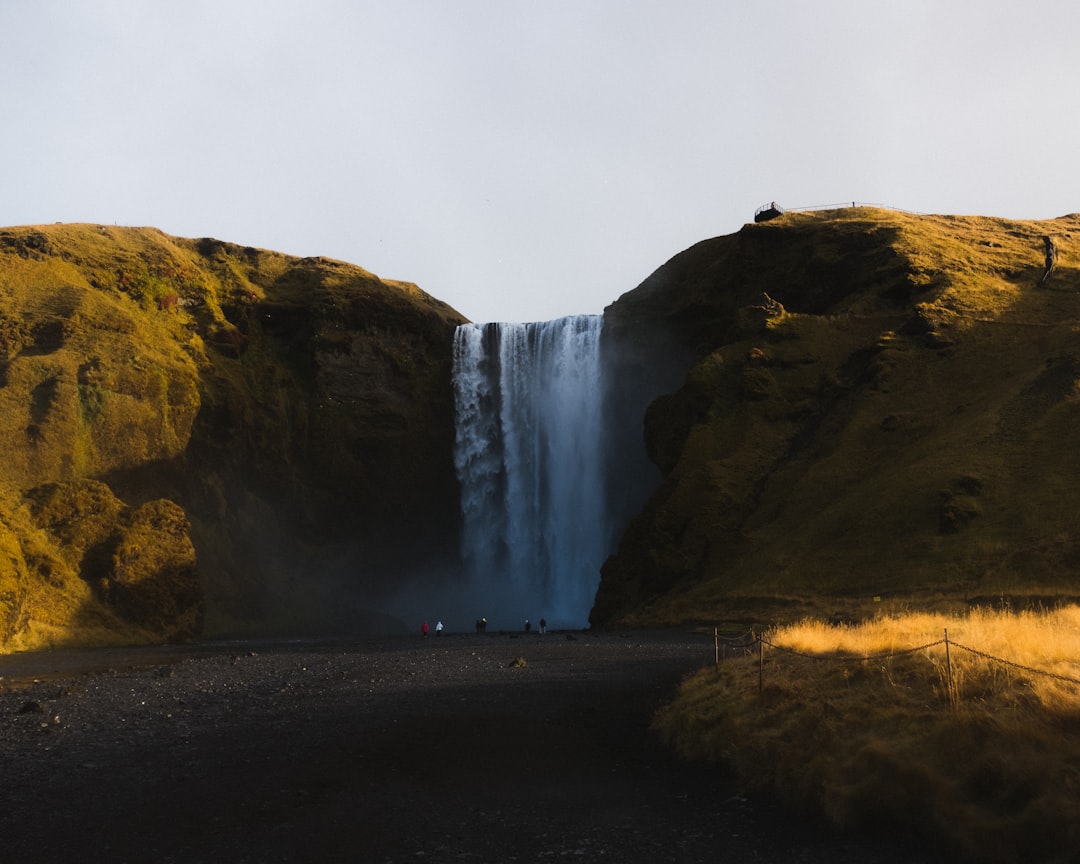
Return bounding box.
[594,208,1080,626]
[0,224,465,650]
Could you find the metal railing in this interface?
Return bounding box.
[756,200,925,218]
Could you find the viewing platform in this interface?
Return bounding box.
[754,202,785,222]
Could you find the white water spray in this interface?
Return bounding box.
[453,316,608,628]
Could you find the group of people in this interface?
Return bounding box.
[420,616,549,636]
[420,620,443,638]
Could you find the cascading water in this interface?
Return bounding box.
[453,315,608,628]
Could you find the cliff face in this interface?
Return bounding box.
[0,224,465,650]
[593,208,1080,626]
[8,210,1080,646]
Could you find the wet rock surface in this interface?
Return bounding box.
[0,631,942,863]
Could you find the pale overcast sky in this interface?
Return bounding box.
[3,1,1078,323]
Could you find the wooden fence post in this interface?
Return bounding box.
[757,629,764,694]
[944,628,954,706]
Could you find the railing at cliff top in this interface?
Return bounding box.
[765,200,925,216]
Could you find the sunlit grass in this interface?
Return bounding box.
[774,606,1080,708]
[656,606,1080,862]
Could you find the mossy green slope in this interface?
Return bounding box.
[0,224,465,650]
[594,208,1080,626]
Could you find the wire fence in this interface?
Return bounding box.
[712,626,1080,702]
[754,200,926,220]
[785,200,925,216]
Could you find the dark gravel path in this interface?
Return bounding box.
[0,631,943,863]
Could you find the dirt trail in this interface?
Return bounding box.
[1,631,942,863]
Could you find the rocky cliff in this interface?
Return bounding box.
[0,224,465,650]
[7,210,1080,648]
[593,208,1080,626]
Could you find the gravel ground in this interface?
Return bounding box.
[0,630,944,863]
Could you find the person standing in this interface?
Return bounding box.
[435,621,443,637]
[421,621,430,638]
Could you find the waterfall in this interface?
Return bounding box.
[452,315,608,628]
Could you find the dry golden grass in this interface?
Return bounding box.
[773,605,1080,712]
[657,607,1080,862]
